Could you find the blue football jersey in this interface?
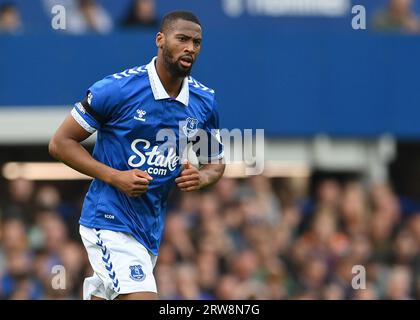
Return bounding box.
[71,57,224,255]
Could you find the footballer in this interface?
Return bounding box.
[49,11,225,300]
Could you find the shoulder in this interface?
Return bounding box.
[188,76,216,99]
[111,65,148,82]
[90,65,149,100]
[94,65,149,90]
[188,76,217,110]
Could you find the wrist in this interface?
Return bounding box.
[103,168,120,186]
[198,171,208,189]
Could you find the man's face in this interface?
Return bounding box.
[391,0,412,13]
[158,19,202,78]
[0,7,20,30]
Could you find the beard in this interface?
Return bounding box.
[162,46,193,78]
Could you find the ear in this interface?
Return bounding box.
[156,32,164,49]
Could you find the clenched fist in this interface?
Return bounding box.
[109,169,153,197]
[175,160,202,192]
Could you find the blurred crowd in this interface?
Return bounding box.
[0,0,159,34]
[2,0,420,35]
[0,174,419,300]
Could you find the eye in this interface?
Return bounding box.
[194,40,201,47]
[178,36,187,42]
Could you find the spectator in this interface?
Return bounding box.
[122,0,158,29]
[214,274,241,300]
[1,218,28,256]
[391,229,418,266]
[352,282,379,300]
[316,178,342,212]
[174,263,211,300]
[155,264,177,299]
[195,251,219,297]
[214,178,239,207]
[163,213,195,261]
[374,0,420,33]
[0,251,43,299]
[2,178,34,222]
[0,2,22,34]
[34,185,61,212]
[297,255,329,295]
[78,0,113,33]
[299,178,342,233]
[323,283,345,300]
[38,212,68,256]
[43,0,113,34]
[248,175,282,225]
[339,181,370,236]
[384,265,413,299]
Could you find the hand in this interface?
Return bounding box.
[109,169,153,197]
[175,160,201,192]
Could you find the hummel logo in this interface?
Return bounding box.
[134,109,146,121]
[87,92,93,105]
[76,102,86,114]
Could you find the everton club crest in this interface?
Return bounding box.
[129,265,146,281]
[182,117,199,138]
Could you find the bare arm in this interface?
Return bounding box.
[49,115,152,197]
[198,161,226,188]
[49,114,114,183]
[175,159,225,192]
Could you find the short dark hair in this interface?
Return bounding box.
[0,2,17,14]
[160,11,201,33]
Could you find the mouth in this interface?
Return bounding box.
[179,56,193,68]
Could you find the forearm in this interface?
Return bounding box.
[199,163,225,189]
[49,137,118,185]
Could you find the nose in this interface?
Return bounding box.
[184,41,195,54]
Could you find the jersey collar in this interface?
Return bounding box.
[146,57,189,106]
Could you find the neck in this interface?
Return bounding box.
[155,55,184,98]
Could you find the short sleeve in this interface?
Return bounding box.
[71,77,120,133]
[193,97,224,163]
